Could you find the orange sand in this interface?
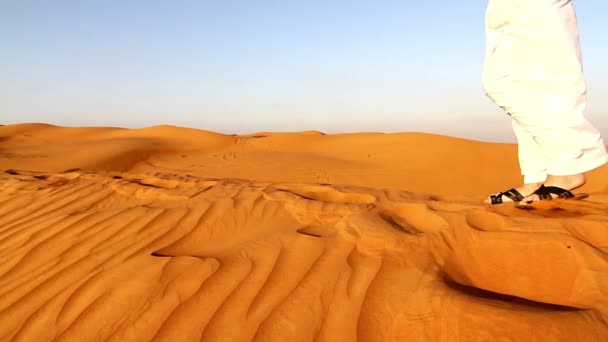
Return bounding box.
[0,123,607,341]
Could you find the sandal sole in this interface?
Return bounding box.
[515,193,589,210]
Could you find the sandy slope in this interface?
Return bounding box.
[0,123,607,341]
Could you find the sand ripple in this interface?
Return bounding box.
[0,170,607,341]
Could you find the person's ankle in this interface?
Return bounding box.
[544,173,586,190]
[521,182,543,189]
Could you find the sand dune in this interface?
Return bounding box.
[0,124,607,341]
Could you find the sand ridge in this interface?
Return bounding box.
[1,124,608,341]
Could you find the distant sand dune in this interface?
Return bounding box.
[0,124,607,341]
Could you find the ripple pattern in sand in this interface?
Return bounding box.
[1,170,608,341]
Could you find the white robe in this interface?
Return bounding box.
[483,0,607,183]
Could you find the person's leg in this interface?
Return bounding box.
[511,118,547,184]
[517,0,606,197]
[482,0,546,203]
[484,117,546,204]
[483,0,607,203]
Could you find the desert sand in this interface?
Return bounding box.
[1,123,608,341]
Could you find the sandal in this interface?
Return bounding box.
[520,184,574,204]
[489,188,525,204]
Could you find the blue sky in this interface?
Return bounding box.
[2,0,607,142]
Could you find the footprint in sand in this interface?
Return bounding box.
[109,173,218,201]
[426,200,479,212]
[119,173,203,189]
[1,170,80,191]
[265,184,376,205]
[114,173,217,192]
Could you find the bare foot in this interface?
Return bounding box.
[521,174,586,203]
[484,182,543,204]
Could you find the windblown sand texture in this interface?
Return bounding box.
[1,123,608,341]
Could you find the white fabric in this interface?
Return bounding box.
[483,0,607,183]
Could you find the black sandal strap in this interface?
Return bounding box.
[541,186,574,199]
[490,193,502,204]
[532,185,574,200]
[490,188,524,204]
[503,188,525,202]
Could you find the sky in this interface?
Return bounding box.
[1,0,608,142]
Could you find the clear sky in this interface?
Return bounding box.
[2,0,607,142]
